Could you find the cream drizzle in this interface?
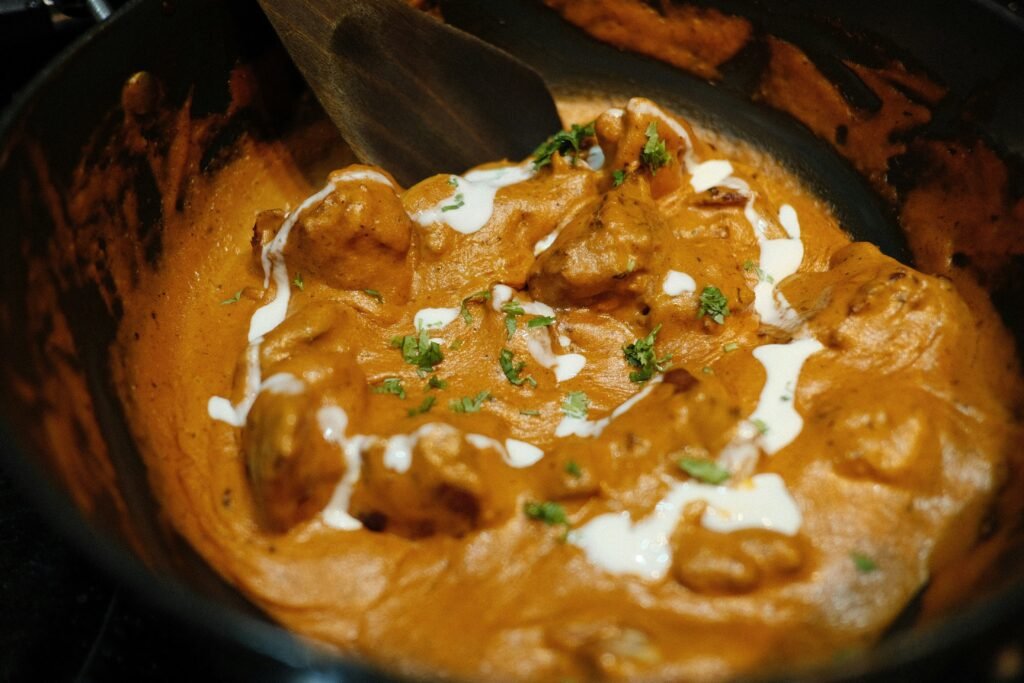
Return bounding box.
[318,406,368,531]
[689,160,734,193]
[555,378,661,438]
[569,473,802,580]
[525,331,586,383]
[748,339,823,454]
[662,269,697,296]
[414,307,461,331]
[717,177,804,330]
[464,434,545,468]
[718,338,824,477]
[412,165,534,235]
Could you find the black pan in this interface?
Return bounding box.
[0,0,1022,680]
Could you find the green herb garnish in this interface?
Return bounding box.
[449,390,493,414]
[561,391,590,419]
[702,366,714,375]
[641,121,671,172]
[364,288,383,302]
[851,552,878,574]
[499,349,537,387]
[527,316,555,328]
[533,122,596,169]
[565,461,583,478]
[697,285,730,324]
[391,328,444,372]
[622,323,671,383]
[220,290,243,305]
[372,378,406,400]
[612,169,627,187]
[751,418,769,435]
[459,289,491,324]
[519,409,541,416]
[502,300,525,339]
[441,193,465,212]
[407,395,436,417]
[722,342,740,353]
[292,273,304,291]
[426,375,448,390]
[524,501,569,526]
[678,457,730,485]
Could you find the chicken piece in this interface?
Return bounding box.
[243,351,369,532]
[527,175,662,307]
[782,242,969,375]
[596,97,705,199]
[672,527,806,594]
[279,165,413,301]
[352,423,523,538]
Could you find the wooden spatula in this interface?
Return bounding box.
[257,0,562,187]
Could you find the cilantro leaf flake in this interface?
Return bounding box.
[641,121,671,172]
[533,122,596,169]
[622,323,672,383]
[698,285,731,324]
[499,348,537,387]
[561,391,590,419]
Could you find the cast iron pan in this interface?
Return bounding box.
[0,0,1021,680]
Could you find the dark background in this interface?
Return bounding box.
[1,1,1023,682]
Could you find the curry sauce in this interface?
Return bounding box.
[112,96,1022,681]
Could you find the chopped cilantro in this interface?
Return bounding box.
[527,316,555,328]
[220,290,243,305]
[622,323,672,383]
[612,169,627,187]
[459,289,491,324]
[364,288,383,302]
[702,366,714,375]
[502,300,525,339]
[851,552,878,574]
[626,255,637,273]
[561,391,590,419]
[722,342,740,353]
[641,121,671,172]
[292,273,304,291]
[565,461,583,478]
[698,286,730,324]
[449,339,464,351]
[751,418,769,435]
[391,328,444,372]
[533,122,596,169]
[678,457,730,485]
[519,409,541,416]
[372,378,406,400]
[407,395,436,417]
[426,375,448,390]
[448,176,458,186]
[441,192,465,212]
[499,349,537,387]
[524,501,568,526]
[449,390,493,414]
